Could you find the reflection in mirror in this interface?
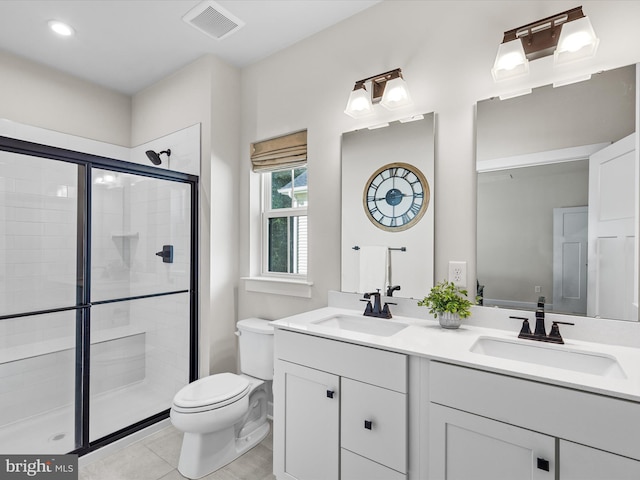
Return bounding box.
[341,113,435,300]
[477,64,637,321]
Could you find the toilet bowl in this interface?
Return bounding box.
[170,318,274,479]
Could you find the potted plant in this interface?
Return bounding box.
[418,280,473,329]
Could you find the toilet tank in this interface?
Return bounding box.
[236,318,274,380]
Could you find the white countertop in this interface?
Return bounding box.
[271,306,640,402]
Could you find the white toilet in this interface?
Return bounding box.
[170,318,274,479]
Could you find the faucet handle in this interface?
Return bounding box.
[360,299,373,315]
[548,320,575,344]
[380,302,395,319]
[510,316,532,337]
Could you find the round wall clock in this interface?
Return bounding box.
[362,162,430,232]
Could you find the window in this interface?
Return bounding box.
[250,129,308,281]
[262,167,308,276]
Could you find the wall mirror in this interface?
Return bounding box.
[341,113,435,300]
[476,64,638,321]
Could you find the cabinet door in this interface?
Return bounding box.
[429,404,555,480]
[274,360,339,480]
[341,377,407,473]
[560,440,640,480]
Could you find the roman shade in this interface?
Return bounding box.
[250,130,307,172]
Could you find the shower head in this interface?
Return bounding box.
[145,149,171,165]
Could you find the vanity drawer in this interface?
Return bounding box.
[275,329,407,392]
[341,377,407,473]
[429,361,640,460]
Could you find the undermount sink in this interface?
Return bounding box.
[470,336,626,379]
[311,314,408,337]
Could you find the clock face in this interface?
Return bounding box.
[363,162,430,232]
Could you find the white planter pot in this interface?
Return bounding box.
[438,311,462,329]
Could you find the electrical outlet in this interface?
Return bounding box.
[535,286,541,293]
[448,261,467,288]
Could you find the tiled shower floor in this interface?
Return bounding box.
[0,381,173,454]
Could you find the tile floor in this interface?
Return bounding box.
[79,423,275,480]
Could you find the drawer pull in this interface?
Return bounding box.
[364,420,373,430]
[326,390,335,399]
[537,458,550,472]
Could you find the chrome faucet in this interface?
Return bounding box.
[510,296,574,344]
[361,290,395,319]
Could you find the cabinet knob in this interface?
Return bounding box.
[364,420,372,430]
[326,390,335,399]
[537,458,550,472]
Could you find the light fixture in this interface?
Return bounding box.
[492,6,599,82]
[344,68,412,118]
[48,20,75,37]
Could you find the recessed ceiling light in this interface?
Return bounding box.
[48,20,74,37]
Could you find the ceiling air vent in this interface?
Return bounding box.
[183,1,245,40]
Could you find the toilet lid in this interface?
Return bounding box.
[173,373,250,409]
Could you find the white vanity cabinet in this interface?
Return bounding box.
[429,403,555,479]
[428,361,640,480]
[273,328,408,480]
[277,361,339,480]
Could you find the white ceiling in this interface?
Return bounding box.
[0,0,381,95]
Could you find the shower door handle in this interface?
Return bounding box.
[155,245,174,263]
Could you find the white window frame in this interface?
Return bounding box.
[261,167,308,279]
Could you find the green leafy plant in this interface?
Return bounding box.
[418,280,473,318]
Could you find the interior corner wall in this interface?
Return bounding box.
[238,0,640,322]
[132,54,241,377]
[0,49,131,146]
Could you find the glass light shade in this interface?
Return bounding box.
[380,76,412,110]
[491,39,529,81]
[554,16,599,64]
[344,86,374,118]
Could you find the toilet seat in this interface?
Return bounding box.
[172,373,250,414]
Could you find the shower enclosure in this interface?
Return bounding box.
[0,136,198,455]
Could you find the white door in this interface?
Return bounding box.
[560,440,640,480]
[553,206,588,314]
[274,360,339,480]
[587,133,637,320]
[429,404,555,480]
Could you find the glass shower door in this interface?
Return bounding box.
[0,151,81,454]
[89,168,192,441]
